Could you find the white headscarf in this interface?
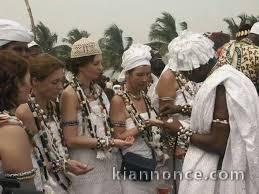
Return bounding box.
[167,31,215,71]
[250,22,259,35]
[118,44,152,82]
[0,19,33,47]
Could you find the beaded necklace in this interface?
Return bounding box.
[174,71,196,102]
[27,95,70,190]
[117,85,163,150]
[69,76,113,138]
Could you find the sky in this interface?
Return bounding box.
[0,0,258,44]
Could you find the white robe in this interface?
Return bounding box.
[179,65,259,194]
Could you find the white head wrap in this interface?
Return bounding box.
[167,31,215,71]
[118,43,152,82]
[250,22,259,35]
[0,19,33,47]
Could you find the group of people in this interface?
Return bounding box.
[0,18,258,194]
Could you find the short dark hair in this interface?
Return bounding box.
[67,55,96,75]
[0,51,29,111]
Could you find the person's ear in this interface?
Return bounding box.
[31,77,38,87]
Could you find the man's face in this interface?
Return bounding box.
[181,65,212,83]
[0,41,29,58]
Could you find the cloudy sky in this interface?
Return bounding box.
[1,0,258,44]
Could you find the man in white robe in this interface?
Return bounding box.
[148,32,259,194]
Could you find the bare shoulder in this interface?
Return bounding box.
[15,103,33,121]
[61,85,78,105]
[159,69,176,84]
[110,94,125,107]
[62,85,77,98]
[157,69,177,96]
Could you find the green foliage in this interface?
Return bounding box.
[223,13,259,39]
[62,28,90,45]
[99,24,133,71]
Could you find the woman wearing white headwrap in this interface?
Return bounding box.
[0,19,33,57]
[111,44,169,194]
[147,32,259,194]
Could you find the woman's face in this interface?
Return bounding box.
[17,71,31,104]
[127,65,151,91]
[80,54,103,81]
[33,68,65,101]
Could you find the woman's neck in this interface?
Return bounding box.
[78,72,92,89]
[125,82,141,96]
[32,90,49,112]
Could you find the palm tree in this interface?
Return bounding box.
[24,0,36,38]
[223,13,259,39]
[34,22,70,60]
[62,28,90,45]
[149,12,179,55]
[34,22,58,53]
[99,24,133,71]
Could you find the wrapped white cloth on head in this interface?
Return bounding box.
[167,31,215,71]
[0,19,33,47]
[250,22,259,35]
[118,43,152,82]
[178,64,259,194]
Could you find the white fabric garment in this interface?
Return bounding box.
[69,91,122,194]
[118,44,151,82]
[250,22,259,35]
[32,119,71,194]
[167,31,215,71]
[0,19,33,46]
[121,112,168,194]
[179,64,259,194]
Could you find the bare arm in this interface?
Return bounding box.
[190,85,230,156]
[156,69,181,117]
[0,125,34,184]
[60,86,98,149]
[110,95,138,139]
[148,85,230,156]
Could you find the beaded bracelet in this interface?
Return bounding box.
[176,126,196,150]
[181,104,192,115]
[61,120,79,128]
[212,119,229,125]
[50,159,66,173]
[96,137,107,150]
[111,120,126,128]
[5,168,37,180]
[159,96,176,101]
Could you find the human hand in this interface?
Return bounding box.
[114,136,134,148]
[175,147,186,159]
[146,118,182,136]
[159,104,182,117]
[67,160,94,175]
